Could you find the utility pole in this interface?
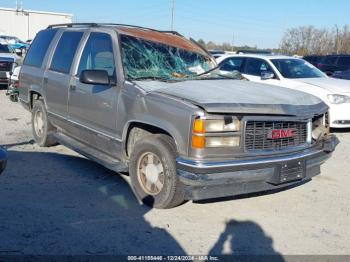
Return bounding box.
[171,0,175,31]
[231,32,235,52]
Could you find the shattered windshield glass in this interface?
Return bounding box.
[120,34,237,81]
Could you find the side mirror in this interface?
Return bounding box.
[261,71,275,80]
[79,70,110,85]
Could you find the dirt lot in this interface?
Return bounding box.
[0,89,349,256]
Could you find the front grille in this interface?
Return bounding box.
[245,120,308,151]
[0,61,12,72]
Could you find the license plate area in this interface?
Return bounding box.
[268,160,306,185]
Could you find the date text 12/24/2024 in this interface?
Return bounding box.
[127,256,219,261]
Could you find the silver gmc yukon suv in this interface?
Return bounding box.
[18,23,338,208]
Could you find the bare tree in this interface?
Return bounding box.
[280,25,350,56]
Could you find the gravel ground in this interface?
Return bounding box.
[0,89,349,257]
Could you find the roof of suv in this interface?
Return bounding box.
[46,23,208,56]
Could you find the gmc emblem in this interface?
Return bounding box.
[267,128,297,139]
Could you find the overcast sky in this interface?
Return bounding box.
[1,0,349,48]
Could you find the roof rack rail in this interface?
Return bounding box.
[47,23,99,29]
[46,23,184,36]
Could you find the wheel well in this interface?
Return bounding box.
[125,122,174,157]
[29,91,42,110]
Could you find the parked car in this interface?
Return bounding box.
[332,69,350,80]
[0,147,7,175]
[0,44,21,86]
[208,50,226,59]
[303,55,324,67]
[0,35,30,51]
[236,49,272,55]
[217,54,350,128]
[6,65,21,102]
[17,23,337,208]
[315,54,350,76]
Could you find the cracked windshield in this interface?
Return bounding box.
[120,34,234,81]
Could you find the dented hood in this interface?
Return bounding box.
[135,80,327,116]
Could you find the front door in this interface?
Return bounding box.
[242,58,280,85]
[68,32,119,156]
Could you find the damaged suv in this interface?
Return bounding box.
[18,23,338,208]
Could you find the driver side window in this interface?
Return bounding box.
[77,32,116,78]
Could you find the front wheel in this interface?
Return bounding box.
[129,134,185,209]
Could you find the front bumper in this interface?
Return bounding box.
[176,135,338,201]
[0,148,8,175]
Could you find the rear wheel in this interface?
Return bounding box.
[129,134,185,209]
[31,99,57,147]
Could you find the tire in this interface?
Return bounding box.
[31,99,57,147]
[129,134,185,209]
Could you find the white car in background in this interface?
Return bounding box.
[216,54,350,128]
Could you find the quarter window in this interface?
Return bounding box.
[50,31,84,74]
[23,29,58,68]
[77,32,115,77]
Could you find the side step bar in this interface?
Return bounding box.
[54,132,128,173]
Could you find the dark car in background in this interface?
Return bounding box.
[0,147,7,175]
[303,55,324,66]
[332,69,350,80]
[316,55,350,76]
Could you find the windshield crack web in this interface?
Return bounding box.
[120,35,213,81]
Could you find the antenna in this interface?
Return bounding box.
[170,0,175,31]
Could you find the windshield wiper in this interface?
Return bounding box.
[129,76,172,82]
[196,65,220,77]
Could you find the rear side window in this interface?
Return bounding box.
[50,31,84,74]
[23,29,57,68]
[77,32,115,77]
[337,57,350,67]
[220,57,245,72]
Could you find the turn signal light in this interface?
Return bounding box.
[192,135,205,149]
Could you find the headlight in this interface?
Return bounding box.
[193,117,240,133]
[192,116,241,149]
[327,94,350,104]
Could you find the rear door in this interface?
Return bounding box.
[67,31,120,156]
[44,30,84,121]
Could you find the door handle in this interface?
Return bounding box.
[70,85,76,91]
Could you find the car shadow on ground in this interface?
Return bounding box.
[194,180,310,205]
[0,149,284,258]
[0,150,186,255]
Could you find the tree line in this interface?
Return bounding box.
[197,25,350,56]
[279,25,350,56]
